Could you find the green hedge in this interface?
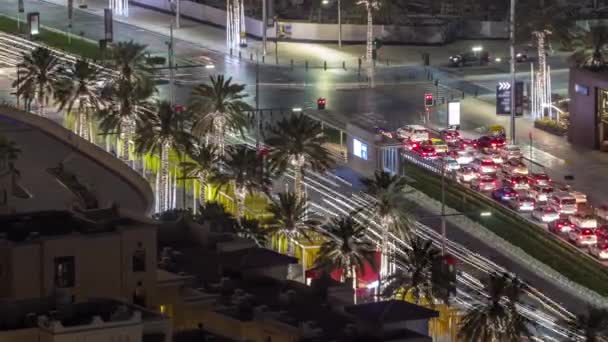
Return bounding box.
[0,15,105,60]
[403,161,608,296]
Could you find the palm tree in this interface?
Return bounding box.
[361,171,416,281]
[99,41,154,161]
[267,191,318,256]
[266,113,332,199]
[210,145,270,221]
[13,47,63,116]
[315,215,377,304]
[569,26,608,71]
[134,100,193,212]
[382,237,439,305]
[189,75,251,157]
[566,307,608,342]
[180,142,220,208]
[55,58,105,141]
[458,273,532,342]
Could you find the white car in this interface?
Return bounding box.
[528,185,554,203]
[570,191,587,205]
[500,145,523,160]
[596,205,608,221]
[501,160,529,176]
[589,242,608,260]
[456,167,479,183]
[471,159,498,175]
[487,152,504,165]
[453,150,474,165]
[568,227,597,247]
[531,206,560,223]
[443,157,460,171]
[569,214,598,229]
[509,197,536,212]
[396,125,430,142]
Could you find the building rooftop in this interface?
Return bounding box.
[345,300,439,323]
[0,297,163,332]
[220,247,299,271]
[0,209,141,242]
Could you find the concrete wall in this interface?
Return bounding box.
[133,0,507,43]
[568,68,607,149]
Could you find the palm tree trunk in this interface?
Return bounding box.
[352,265,358,304]
[292,155,306,199]
[159,141,171,212]
[379,215,392,290]
[37,92,45,117]
[199,173,207,208]
[215,115,226,157]
[120,119,131,161]
[234,184,247,220]
[286,237,294,256]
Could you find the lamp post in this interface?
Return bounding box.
[262,0,267,55]
[338,0,342,48]
[509,0,517,144]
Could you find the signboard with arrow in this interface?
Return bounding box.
[496,81,524,116]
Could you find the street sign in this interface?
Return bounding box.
[27,12,40,38]
[496,81,523,116]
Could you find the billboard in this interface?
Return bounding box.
[27,12,39,37]
[496,81,524,116]
[448,101,460,126]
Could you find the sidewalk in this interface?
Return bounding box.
[11,0,510,68]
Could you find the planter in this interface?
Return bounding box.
[534,120,568,136]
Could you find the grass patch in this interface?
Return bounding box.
[0,15,105,60]
[403,160,608,296]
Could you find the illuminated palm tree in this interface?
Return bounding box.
[13,47,62,116]
[566,307,608,342]
[361,171,416,280]
[180,142,220,208]
[189,75,251,157]
[382,237,439,305]
[109,40,151,85]
[210,145,270,221]
[134,100,193,212]
[266,114,332,199]
[357,0,379,87]
[267,191,318,256]
[458,273,532,341]
[569,26,608,71]
[55,59,105,141]
[315,215,377,304]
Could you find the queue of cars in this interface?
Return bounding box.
[396,124,608,261]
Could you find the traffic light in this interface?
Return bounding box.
[317,97,326,110]
[424,93,434,107]
[432,254,457,303]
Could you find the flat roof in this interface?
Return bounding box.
[345,300,439,323]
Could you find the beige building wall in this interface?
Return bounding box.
[0,328,39,342]
[9,243,41,299]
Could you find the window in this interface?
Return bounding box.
[132,245,146,272]
[353,139,368,160]
[54,256,75,288]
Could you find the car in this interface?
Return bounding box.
[448,52,478,67]
[531,206,560,223]
[527,173,552,186]
[515,52,528,63]
[456,166,479,183]
[471,159,498,175]
[450,150,474,165]
[487,152,504,165]
[570,191,588,205]
[528,185,554,203]
[477,136,506,151]
[413,145,438,159]
[548,218,575,234]
[403,138,422,151]
[568,227,597,247]
[443,157,460,171]
[548,192,578,215]
[457,139,478,151]
[500,145,523,160]
[569,214,598,229]
[428,139,449,154]
[440,129,462,144]
[501,159,529,176]
[509,197,536,212]
[595,226,608,242]
[396,125,430,142]
[505,175,530,190]
[589,242,608,260]
[492,187,519,201]
[596,205,608,221]
[471,175,499,192]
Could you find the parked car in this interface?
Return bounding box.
[456,166,479,183]
[548,218,575,234]
[471,175,499,192]
[508,197,536,212]
[531,206,560,223]
[569,214,598,229]
[589,242,608,260]
[568,227,597,247]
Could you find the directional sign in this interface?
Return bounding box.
[496,81,523,116]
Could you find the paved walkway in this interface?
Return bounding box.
[6,0,512,68]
